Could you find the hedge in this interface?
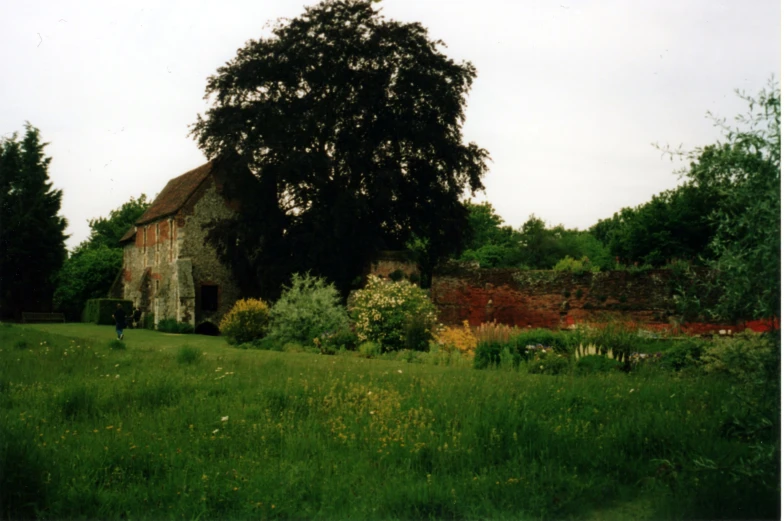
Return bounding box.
[82,299,133,325]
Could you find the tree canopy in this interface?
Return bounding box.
[191,0,488,297]
[590,183,722,267]
[680,82,780,321]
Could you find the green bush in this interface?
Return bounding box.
[143,313,155,330]
[268,273,349,346]
[323,327,358,351]
[176,346,202,365]
[474,341,522,369]
[82,298,132,325]
[701,332,774,381]
[575,354,621,375]
[388,269,405,282]
[349,275,437,352]
[660,339,706,371]
[219,298,270,345]
[527,349,570,375]
[404,314,432,352]
[553,255,599,274]
[358,341,381,358]
[157,318,194,335]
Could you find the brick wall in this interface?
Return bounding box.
[429,263,769,333]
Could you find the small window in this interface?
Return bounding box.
[201,285,218,312]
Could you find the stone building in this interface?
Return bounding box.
[116,161,243,333]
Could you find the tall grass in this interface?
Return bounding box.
[0,324,777,520]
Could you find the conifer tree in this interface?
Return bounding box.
[0,124,68,318]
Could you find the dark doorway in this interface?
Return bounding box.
[195,321,220,336]
[201,285,218,312]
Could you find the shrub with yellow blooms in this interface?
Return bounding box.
[219,298,270,345]
[435,320,477,357]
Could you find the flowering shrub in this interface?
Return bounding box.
[435,320,477,357]
[268,273,349,347]
[219,298,270,345]
[349,276,436,352]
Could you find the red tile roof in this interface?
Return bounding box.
[135,161,214,225]
[119,227,136,243]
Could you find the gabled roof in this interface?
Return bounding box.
[135,161,214,225]
[119,226,136,243]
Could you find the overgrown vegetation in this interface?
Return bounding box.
[1,322,778,520]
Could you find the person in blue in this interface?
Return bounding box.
[113,304,127,340]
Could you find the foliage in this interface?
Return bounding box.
[157,319,195,335]
[590,183,721,267]
[81,298,132,325]
[358,341,382,358]
[321,327,358,352]
[403,314,431,352]
[474,321,517,344]
[659,338,706,372]
[526,349,570,375]
[434,320,477,356]
[83,194,149,251]
[268,273,349,346]
[0,123,67,319]
[53,195,149,320]
[701,331,773,379]
[680,82,780,321]
[349,275,437,352]
[458,202,523,268]
[517,215,612,270]
[53,245,123,321]
[176,346,203,365]
[553,255,599,274]
[574,354,621,375]
[192,0,488,298]
[2,323,780,520]
[219,298,270,345]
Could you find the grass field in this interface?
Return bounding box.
[1,323,778,520]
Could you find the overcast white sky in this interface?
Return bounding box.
[1,0,780,251]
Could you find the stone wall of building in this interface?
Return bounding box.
[122,215,180,325]
[178,179,241,327]
[121,178,240,328]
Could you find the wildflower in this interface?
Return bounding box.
[212,429,219,434]
[221,416,229,422]
[629,388,635,393]
[397,369,403,374]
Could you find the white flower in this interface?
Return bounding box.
[397,369,403,374]
[221,416,229,422]
[212,429,219,434]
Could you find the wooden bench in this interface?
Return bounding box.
[21,312,66,323]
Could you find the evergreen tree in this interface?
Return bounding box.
[0,124,68,319]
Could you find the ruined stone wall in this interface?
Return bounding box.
[179,180,241,327]
[368,251,420,281]
[431,263,679,329]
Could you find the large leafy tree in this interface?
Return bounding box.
[679,82,780,321]
[0,124,68,319]
[191,0,488,297]
[590,183,722,267]
[53,195,149,320]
